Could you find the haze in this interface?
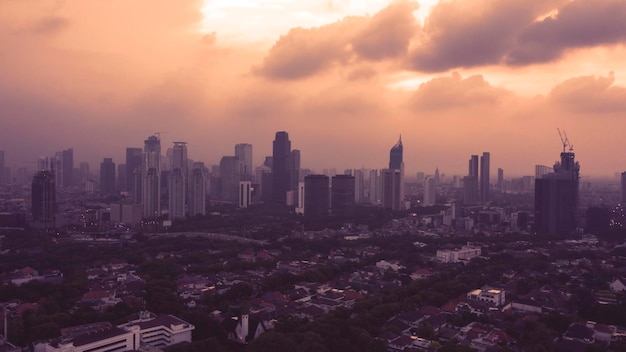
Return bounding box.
[1,0,626,177]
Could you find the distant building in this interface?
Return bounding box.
[423,176,436,206]
[239,181,252,208]
[480,152,490,203]
[467,288,505,307]
[331,174,355,217]
[272,131,291,204]
[354,169,365,203]
[220,156,240,203]
[99,158,116,196]
[125,147,142,199]
[304,174,329,220]
[534,147,580,236]
[188,162,206,217]
[381,169,402,211]
[142,135,161,219]
[235,143,253,178]
[388,136,404,209]
[369,169,380,205]
[32,170,56,224]
[436,246,481,263]
[497,168,504,191]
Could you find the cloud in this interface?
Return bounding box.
[256,0,419,80]
[408,0,560,72]
[31,16,69,36]
[548,72,626,113]
[410,72,512,111]
[351,0,419,61]
[507,0,626,65]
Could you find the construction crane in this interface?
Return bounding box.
[557,128,574,152]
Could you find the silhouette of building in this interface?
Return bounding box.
[621,172,626,203]
[169,142,187,219]
[272,131,291,204]
[497,168,504,191]
[142,135,161,219]
[235,143,253,178]
[389,136,403,170]
[480,152,490,203]
[62,148,73,187]
[534,147,580,236]
[369,169,380,205]
[381,169,402,211]
[304,174,329,220]
[188,162,206,217]
[32,170,56,224]
[219,156,240,203]
[463,155,480,205]
[423,176,436,206]
[354,169,365,204]
[125,147,142,200]
[331,175,355,217]
[117,164,126,192]
[239,181,252,208]
[99,158,116,196]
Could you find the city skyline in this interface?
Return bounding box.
[2,1,626,176]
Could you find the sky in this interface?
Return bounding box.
[1,0,626,177]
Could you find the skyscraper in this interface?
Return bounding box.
[142,135,161,219]
[464,155,479,205]
[272,131,291,204]
[381,169,402,211]
[169,142,188,219]
[188,162,206,217]
[219,156,240,202]
[480,152,490,203]
[423,176,436,206]
[235,143,253,178]
[32,170,56,224]
[389,136,403,170]
[126,147,143,199]
[354,169,365,204]
[369,169,380,205]
[497,168,504,191]
[331,175,355,217]
[304,174,329,220]
[100,158,116,196]
[534,145,580,236]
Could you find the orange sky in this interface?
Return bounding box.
[1,0,626,177]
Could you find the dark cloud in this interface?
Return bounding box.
[507,0,626,65]
[256,1,418,80]
[408,0,560,72]
[351,0,418,61]
[410,72,512,111]
[548,72,626,113]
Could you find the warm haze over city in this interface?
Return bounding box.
[2,0,626,176]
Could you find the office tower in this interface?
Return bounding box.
[0,150,4,185]
[534,145,580,236]
[220,156,240,202]
[434,167,440,185]
[463,176,479,205]
[535,165,552,179]
[469,155,478,178]
[423,176,436,206]
[117,164,126,191]
[296,182,305,214]
[239,181,252,208]
[32,170,56,223]
[272,131,291,204]
[142,135,161,219]
[291,149,300,191]
[331,174,355,217]
[354,169,365,203]
[389,136,403,170]
[126,148,142,199]
[369,169,380,205]
[62,148,73,187]
[304,174,330,220]
[235,143,253,178]
[381,169,402,211]
[621,172,626,203]
[188,162,206,217]
[169,142,188,219]
[497,168,504,191]
[99,158,116,196]
[480,152,490,203]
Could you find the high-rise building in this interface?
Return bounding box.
[235,143,253,178]
[239,181,252,208]
[117,164,126,192]
[480,152,490,203]
[389,136,403,170]
[100,158,116,196]
[354,169,365,204]
[621,172,626,203]
[369,169,380,205]
[32,170,56,224]
[189,162,206,217]
[0,150,4,185]
[126,147,143,200]
[535,165,552,179]
[142,135,161,219]
[534,146,580,236]
[304,174,329,220]
[169,142,188,219]
[62,148,73,187]
[469,155,479,178]
[423,176,436,206]
[272,131,291,204]
[381,169,402,211]
[331,175,355,217]
[497,168,504,191]
[219,156,240,202]
[291,150,301,191]
[464,155,479,205]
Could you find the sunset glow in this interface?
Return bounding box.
[2,0,626,176]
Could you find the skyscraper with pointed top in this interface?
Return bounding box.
[142,135,161,219]
[382,135,404,211]
[389,135,403,170]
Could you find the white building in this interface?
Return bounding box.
[436,245,481,263]
[423,176,436,206]
[467,288,506,307]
